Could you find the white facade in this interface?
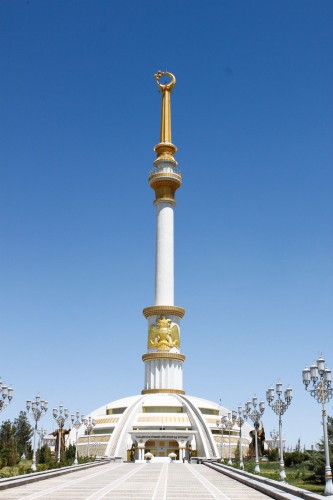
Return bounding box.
[72,394,252,461]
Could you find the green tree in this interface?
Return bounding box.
[0,420,14,451]
[266,448,279,462]
[36,444,52,464]
[307,415,333,484]
[13,411,33,458]
[65,444,76,461]
[0,420,20,467]
[295,437,301,452]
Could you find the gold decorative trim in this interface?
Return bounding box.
[149,172,181,184]
[143,306,185,319]
[149,176,181,204]
[154,144,178,165]
[137,416,190,423]
[141,388,185,395]
[142,353,185,362]
[153,198,176,206]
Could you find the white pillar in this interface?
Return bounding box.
[178,441,185,461]
[155,202,174,305]
[138,444,145,461]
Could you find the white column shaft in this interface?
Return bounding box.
[155,202,174,305]
[144,359,183,391]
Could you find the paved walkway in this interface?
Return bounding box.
[0,463,274,500]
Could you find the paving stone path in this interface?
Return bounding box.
[0,463,274,500]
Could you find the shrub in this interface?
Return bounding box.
[307,451,326,483]
[284,451,307,467]
[64,444,76,461]
[36,445,52,464]
[266,448,279,462]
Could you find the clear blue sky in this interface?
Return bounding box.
[1,0,332,448]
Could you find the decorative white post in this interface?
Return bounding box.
[236,406,246,470]
[266,383,292,481]
[224,411,237,465]
[53,404,69,463]
[37,427,47,449]
[216,417,226,462]
[0,381,13,414]
[245,396,265,473]
[303,355,333,496]
[270,429,279,451]
[26,395,48,471]
[71,412,84,465]
[83,416,96,458]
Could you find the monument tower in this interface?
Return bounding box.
[73,72,252,461]
[142,71,185,396]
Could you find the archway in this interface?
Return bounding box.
[145,439,179,458]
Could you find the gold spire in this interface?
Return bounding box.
[153,70,177,165]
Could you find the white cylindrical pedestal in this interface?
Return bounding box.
[144,358,183,392]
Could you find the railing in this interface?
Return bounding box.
[149,167,182,178]
[204,461,324,500]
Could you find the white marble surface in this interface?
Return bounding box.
[0,463,277,500]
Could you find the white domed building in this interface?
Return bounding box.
[73,72,253,462]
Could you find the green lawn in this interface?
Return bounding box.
[245,461,324,495]
[0,459,33,478]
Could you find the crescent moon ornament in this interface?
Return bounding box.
[154,70,176,91]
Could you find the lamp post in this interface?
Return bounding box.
[216,416,226,462]
[244,396,265,473]
[224,411,237,465]
[266,383,292,481]
[303,354,333,496]
[53,404,69,463]
[0,380,13,413]
[83,416,96,458]
[270,429,279,450]
[26,395,48,472]
[71,412,84,465]
[37,427,47,449]
[236,405,246,470]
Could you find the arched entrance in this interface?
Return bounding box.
[145,439,179,459]
[129,431,196,462]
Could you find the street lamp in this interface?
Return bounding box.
[303,354,333,496]
[266,383,292,481]
[26,395,48,472]
[244,395,265,473]
[216,416,226,462]
[83,416,96,458]
[270,429,279,450]
[71,412,84,465]
[92,441,102,457]
[38,427,47,449]
[53,404,69,463]
[236,405,246,470]
[0,380,13,413]
[224,411,237,465]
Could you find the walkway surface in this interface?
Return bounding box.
[0,463,274,500]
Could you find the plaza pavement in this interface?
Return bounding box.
[0,462,275,500]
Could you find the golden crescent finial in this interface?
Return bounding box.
[154,70,176,91]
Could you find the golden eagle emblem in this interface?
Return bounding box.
[148,316,180,352]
